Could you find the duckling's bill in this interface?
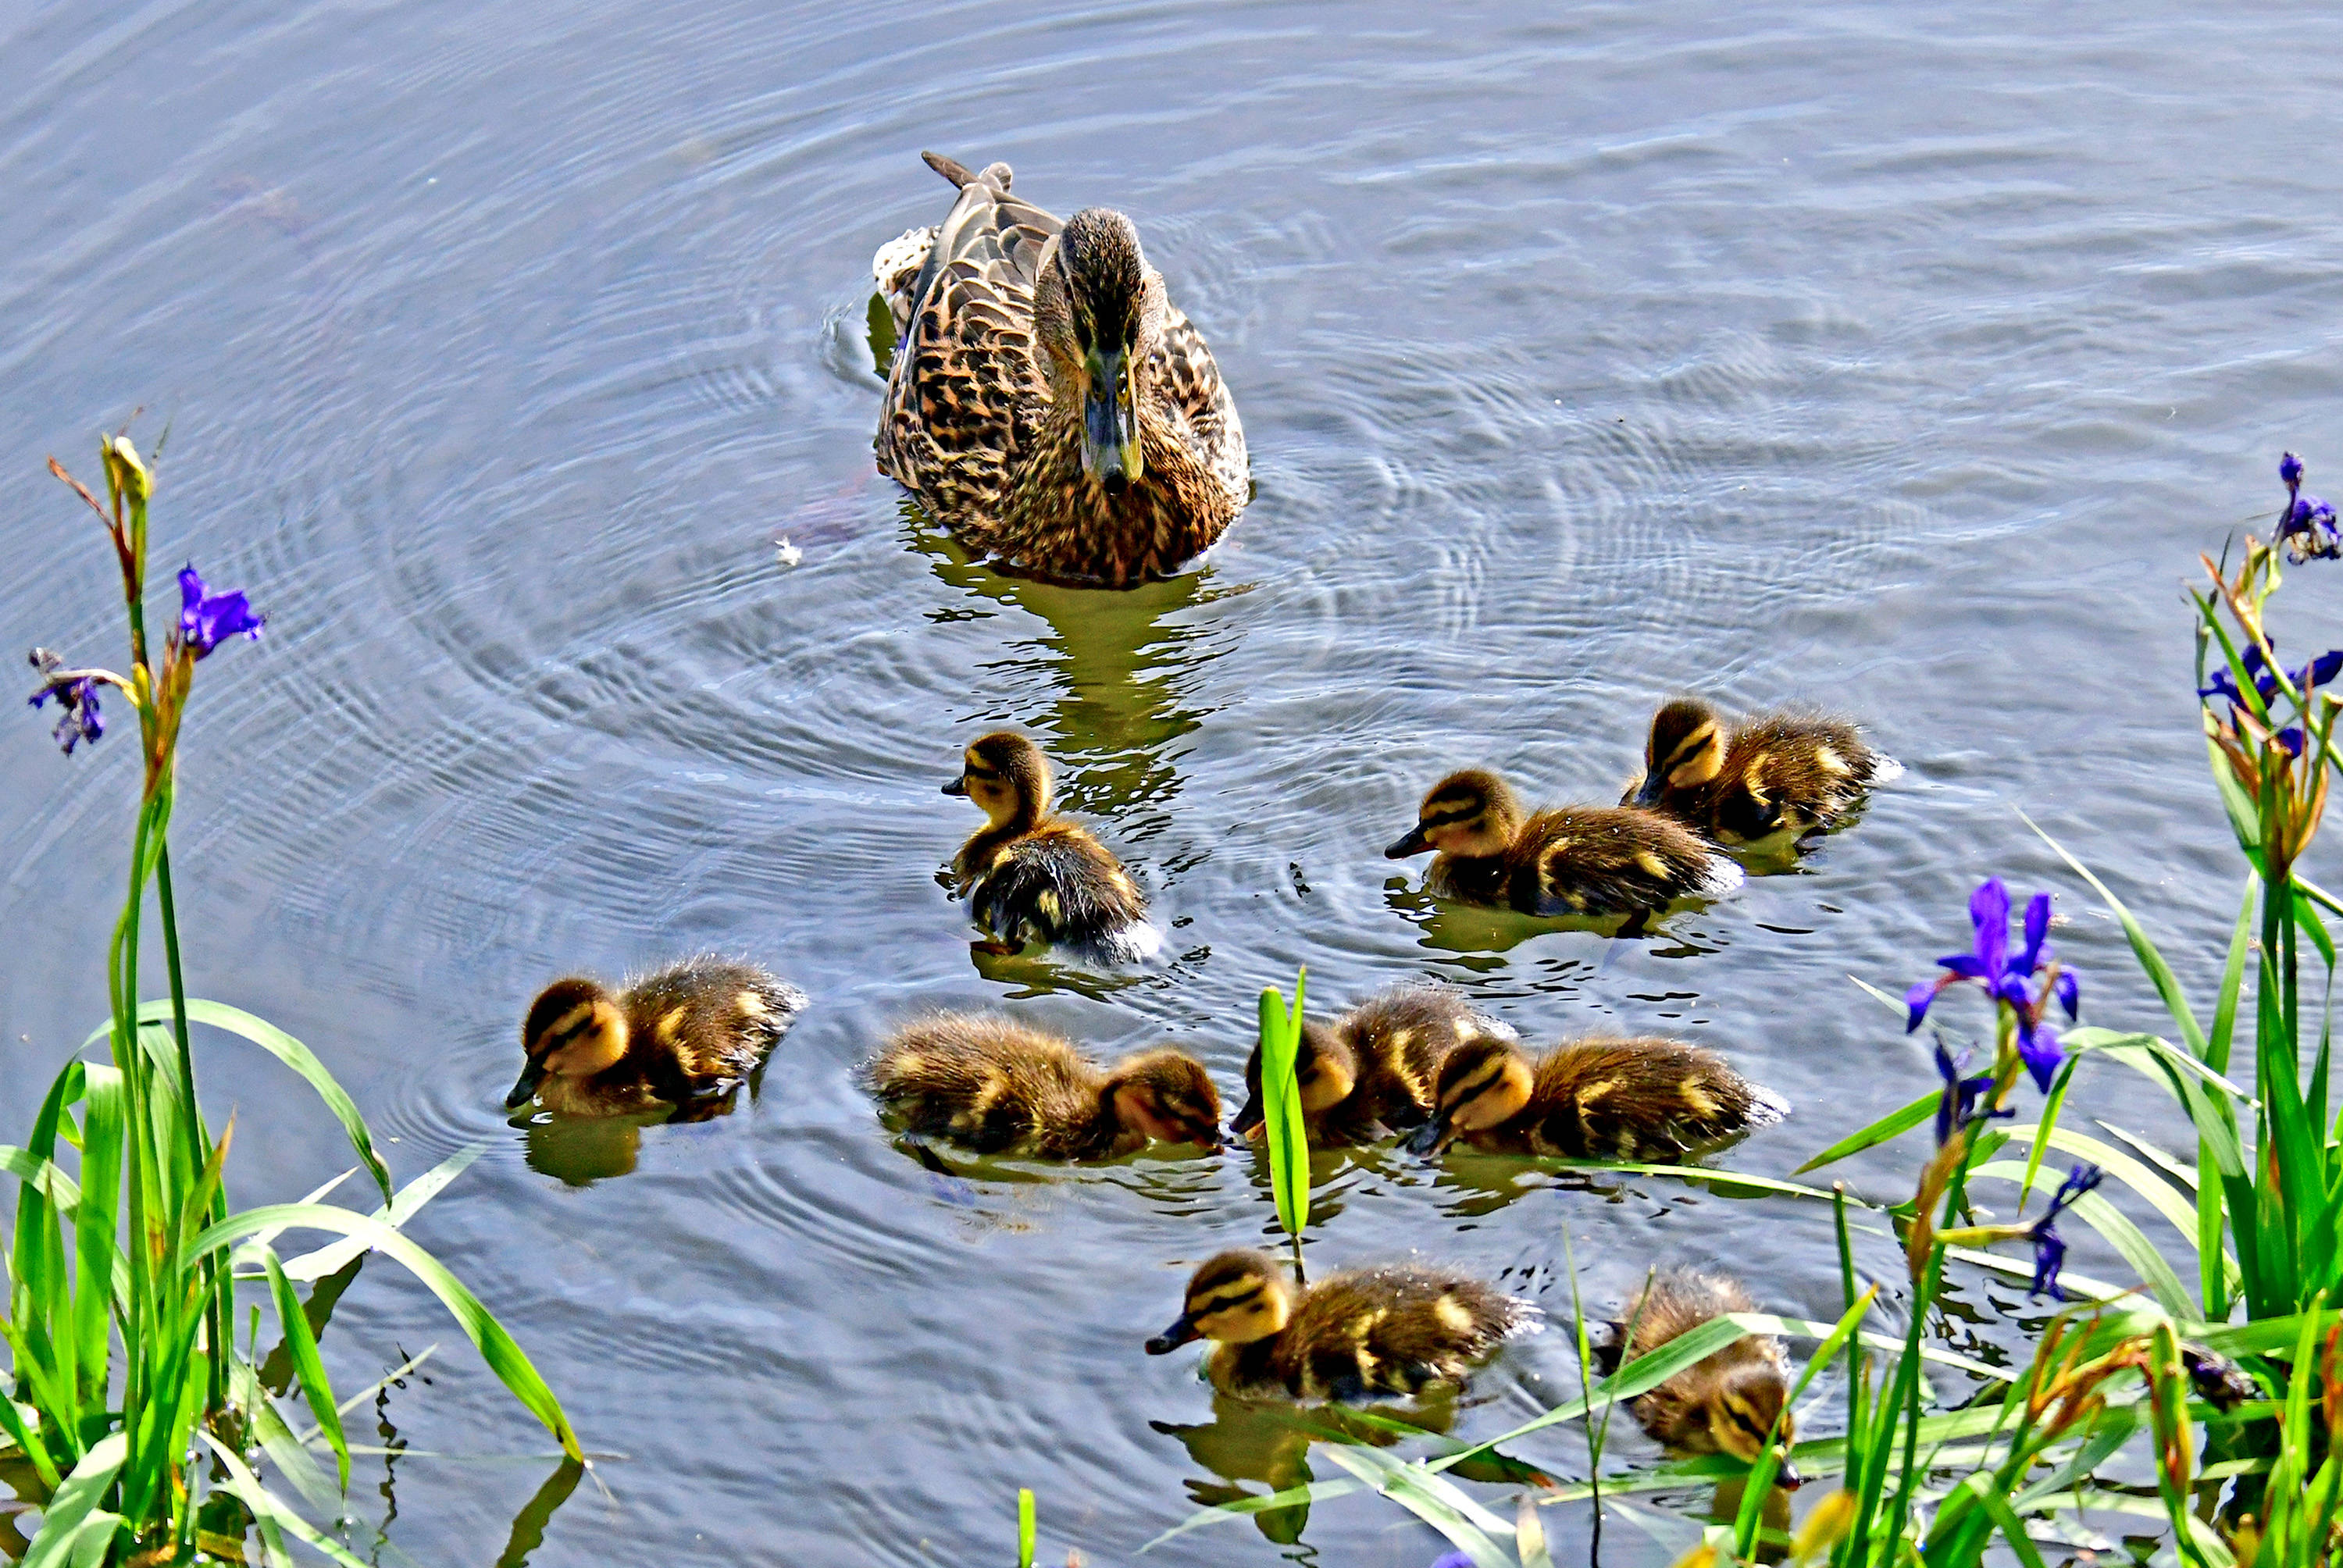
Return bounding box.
[505,1060,547,1110]
[1145,1313,1200,1354]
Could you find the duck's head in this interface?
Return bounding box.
[1631,697,1725,807]
[1034,208,1161,493]
[1385,769,1522,860]
[1703,1363,1802,1489]
[1104,1048,1224,1151]
[943,730,1050,829]
[1231,1020,1355,1139]
[1401,1035,1533,1155]
[1147,1249,1294,1353]
[510,978,629,1109]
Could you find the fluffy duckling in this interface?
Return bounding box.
[508,957,807,1117]
[1602,1270,1800,1488]
[1230,985,1510,1146]
[946,730,1160,960]
[1628,697,1900,845]
[1386,769,1742,918]
[1146,1249,1535,1402]
[1401,1034,1786,1160]
[867,1014,1221,1157]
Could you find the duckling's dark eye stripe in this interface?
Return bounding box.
[1193,1284,1264,1313]
[1421,807,1478,828]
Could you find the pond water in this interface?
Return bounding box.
[5,1,2343,1563]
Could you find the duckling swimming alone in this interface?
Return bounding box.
[868,1013,1221,1157]
[1386,769,1742,919]
[1628,697,1900,845]
[1601,1269,1800,1488]
[1230,985,1510,1146]
[945,730,1160,960]
[508,957,807,1117]
[874,152,1249,586]
[1402,1034,1786,1160]
[1146,1249,1535,1402]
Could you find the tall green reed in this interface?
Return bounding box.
[5,435,576,1566]
[1257,972,1310,1263]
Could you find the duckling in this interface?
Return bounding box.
[867,1013,1221,1157]
[1146,1249,1535,1402]
[1385,769,1742,919]
[1229,985,1512,1146]
[874,152,1248,587]
[1600,1269,1800,1488]
[508,957,807,1117]
[945,730,1160,960]
[1401,1034,1787,1160]
[1628,697,1901,845]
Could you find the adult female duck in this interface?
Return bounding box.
[873,152,1249,586]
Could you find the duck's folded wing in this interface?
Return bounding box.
[1151,303,1248,510]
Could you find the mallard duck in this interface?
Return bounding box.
[1600,1269,1800,1488]
[1230,985,1510,1146]
[872,151,1248,587]
[1628,697,1901,845]
[1401,1034,1786,1159]
[508,957,807,1117]
[867,1013,1221,1157]
[945,729,1159,960]
[1386,768,1742,918]
[1146,1249,1535,1402]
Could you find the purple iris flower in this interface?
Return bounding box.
[2199,644,2343,757]
[1933,1040,2008,1146]
[1428,1555,1475,1568]
[1906,878,2081,1092]
[176,564,264,657]
[26,648,103,755]
[2027,1164,2103,1300]
[2274,454,2341,560]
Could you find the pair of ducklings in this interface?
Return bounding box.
[866,985,1786,1164]
[1384,697,1899,920]
[1147,1252,1798,1485]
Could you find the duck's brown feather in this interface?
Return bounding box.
[1457,1036,1786,1160]
[1212,1264,1533,1401]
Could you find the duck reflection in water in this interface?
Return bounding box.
[513,1073,762,1187]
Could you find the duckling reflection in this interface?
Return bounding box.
[1386,769,1742,938]
[1599,1270,1802,1491]
[1150,1390,1485,1545]
[1628,697,1900,860]
[506,957,805,1117]
[868,1013,1221,1157]
[1147,1249,1536,1402]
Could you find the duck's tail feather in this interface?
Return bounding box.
[1866,750,1906,786]
[1694,852,1747,900]
[921,151,1011,191]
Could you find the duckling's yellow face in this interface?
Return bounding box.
[1633,699,1725,806]
[1403,1037,1534,1155]
[1706,1367,1800,1488]
[1107,1049,1224,1151]
[510,979,629,1109]
[943,731,1050,828]
[1386,770,1517,860]
[1232,1021,1355,1139]
[1146,1250,1293,1354]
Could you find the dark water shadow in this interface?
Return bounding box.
[494,1457,587,1568]
[1379,878,1730,961]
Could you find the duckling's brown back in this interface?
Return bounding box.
[1514,807,1741,916]
[965,822,1150,955]
[1338,988,1506,1134]
[867,1014,1104,1155]
[1614,1268,1788,1451]
[1711,711,1892,841]
[623,957,806,1099]
[1271,1263,1530,1400]
[1525,1036,1785,1160]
